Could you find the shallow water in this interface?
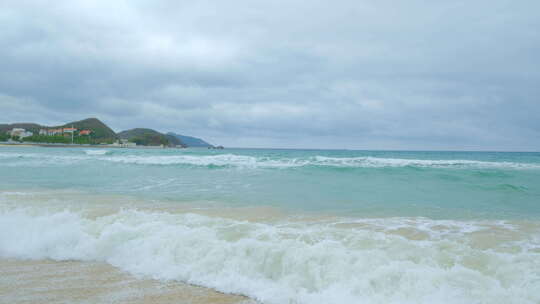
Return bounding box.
[1,147,539,303]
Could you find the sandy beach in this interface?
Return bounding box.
[0,143,37,148]
[0,142,150,149]
[0,258,253,304]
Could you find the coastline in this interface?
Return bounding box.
[0,142,182,149]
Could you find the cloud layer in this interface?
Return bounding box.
[1,0,539,150]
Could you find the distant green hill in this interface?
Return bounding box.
[1,118,209,148]
[0,123,42,134]
[118,128,185,147]
[1,117,117,143]
[165,134,185,147]
[167,132,213,147]
[58,118,117,140]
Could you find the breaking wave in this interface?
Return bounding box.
[84,149,110,155]
[1,151,539,170]
[1,204,539,304]
[311,156,539,169]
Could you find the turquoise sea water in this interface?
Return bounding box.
[1,147,539,219]
[1,146,540,303]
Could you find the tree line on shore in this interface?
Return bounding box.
[1,117,215,148]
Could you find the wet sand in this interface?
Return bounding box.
[0,259,255,304]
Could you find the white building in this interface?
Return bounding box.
[9,128,33,139]
[114,139,137,147]
[45,129,63,136]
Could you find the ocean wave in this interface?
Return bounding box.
[0,191,33,196]
[0,152,86,167]
[102,154,309,168]
[313,156,540,169]
[1,151,539,170]
[1,206,539,304]
[101,154,540,170]
[84,149,110,155]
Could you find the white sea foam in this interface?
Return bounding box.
[84,149,109,155]
[312,156,540,169]
[0,152,86,166]
[102,154,309,168]
[1,204,539,304]
[100,154,540,170]
[1,151,539,170]
[0,191,32,196]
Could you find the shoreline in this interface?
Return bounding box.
[2,187,540,303]
[0,142,183,149]
[0,258,254,304]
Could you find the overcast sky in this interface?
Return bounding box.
[1,1,539,150]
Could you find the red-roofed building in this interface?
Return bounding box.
[79,130,92,136]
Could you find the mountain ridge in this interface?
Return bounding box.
[167,132,213,147]
[2,118,212,147]
[118,128,185,147]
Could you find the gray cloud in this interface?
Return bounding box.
[1,0,539,150]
